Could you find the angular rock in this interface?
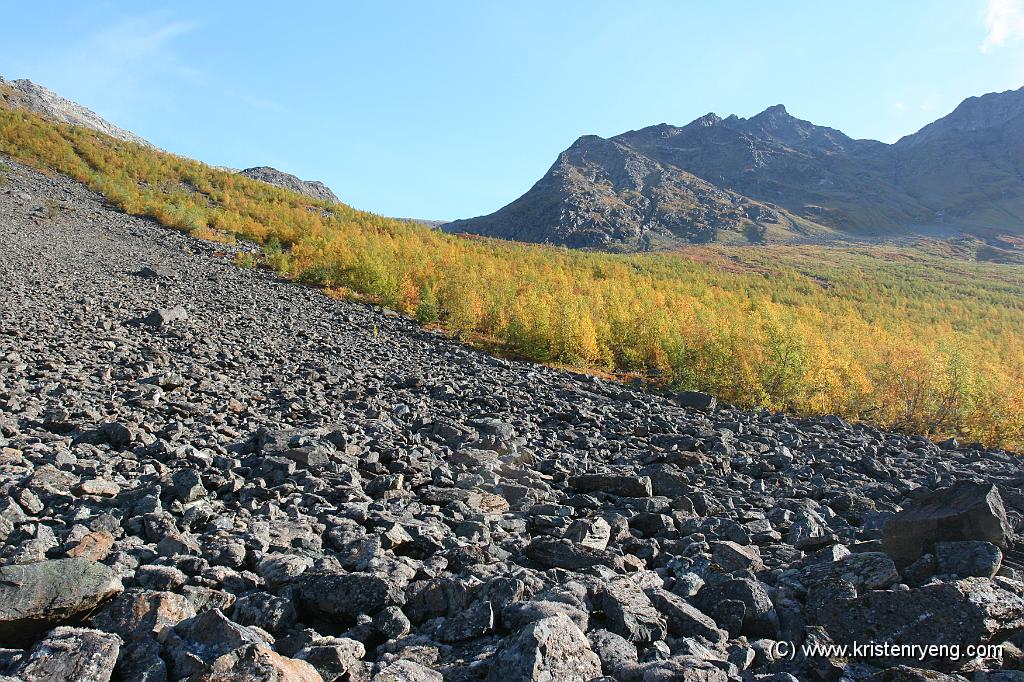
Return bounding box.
[438,600,494,642]
[934,541,1003,579]
[694,578,777,639]
[296,639,364,681]
[709,540,764,573]
[565,517,612,550]
[882,483,1012,564]
[595,579,668,643]
[819,578,1024,668]
[298,571,405,621]
[523,537,624,571]
[143,306,187,327]
[569,472,652,498]
[646,588,726,643]
[187,643,323,682]
[486,613,601,682]
[0,558,123,646]
[91,589,196,640]
[12,626,120,682]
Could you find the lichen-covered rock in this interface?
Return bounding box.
[91,589,196,640]
[595,579,668,644]
[0,558,123,645]
[486,613,601,682]
[11,627,120,682]
[297,572,406,621]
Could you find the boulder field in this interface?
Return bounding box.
[0,158,1022,680]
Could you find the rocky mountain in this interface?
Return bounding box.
[2,154,1024,680]
[0,76,153,148]
[443,133,826,250]
[447,88,1024,250]
[238,166,340,204]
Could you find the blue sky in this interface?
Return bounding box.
[3,1,1024,220]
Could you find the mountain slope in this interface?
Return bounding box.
[449,88,1024,249]
[0,75,153,147]
[2,82,1023,451]
[893,88,1024,233]
[445,133,831,250]
[1,76,345,205]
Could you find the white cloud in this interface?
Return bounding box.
[981,0,1024,52]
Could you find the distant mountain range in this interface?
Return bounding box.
[446,89,1024,250]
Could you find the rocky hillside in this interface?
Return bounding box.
[0,76,154,148]
[238,166,340,204]
[1,76,343,207]
[1,157,1023,680]
[448,89,1024,250]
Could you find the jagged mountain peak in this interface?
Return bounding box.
[691,112,723,128]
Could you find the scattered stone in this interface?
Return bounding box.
[143,305,188,327]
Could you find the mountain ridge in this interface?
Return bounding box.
[447,87,1024,249]
[0,75,346,207]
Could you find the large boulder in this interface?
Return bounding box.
[298,571,406,622]
[882,483,1012,564]
[595,579,668,644]
[486,613,602,682]
[523,537,624,571]
[569,473,652,498]
[694,578,778,639]
[646,588,727,643]
[0,558,123,646]
[91,589,196,640]
[818,578,1024,669]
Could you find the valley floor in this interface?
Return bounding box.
[0,161,1023,680]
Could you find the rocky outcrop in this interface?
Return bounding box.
[0,157,1022,679]
[238,166,339,203]
[449,87,1024,250]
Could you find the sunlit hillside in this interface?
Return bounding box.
[2,99,1022,450]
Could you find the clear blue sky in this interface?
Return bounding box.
[3,1,1023,220]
